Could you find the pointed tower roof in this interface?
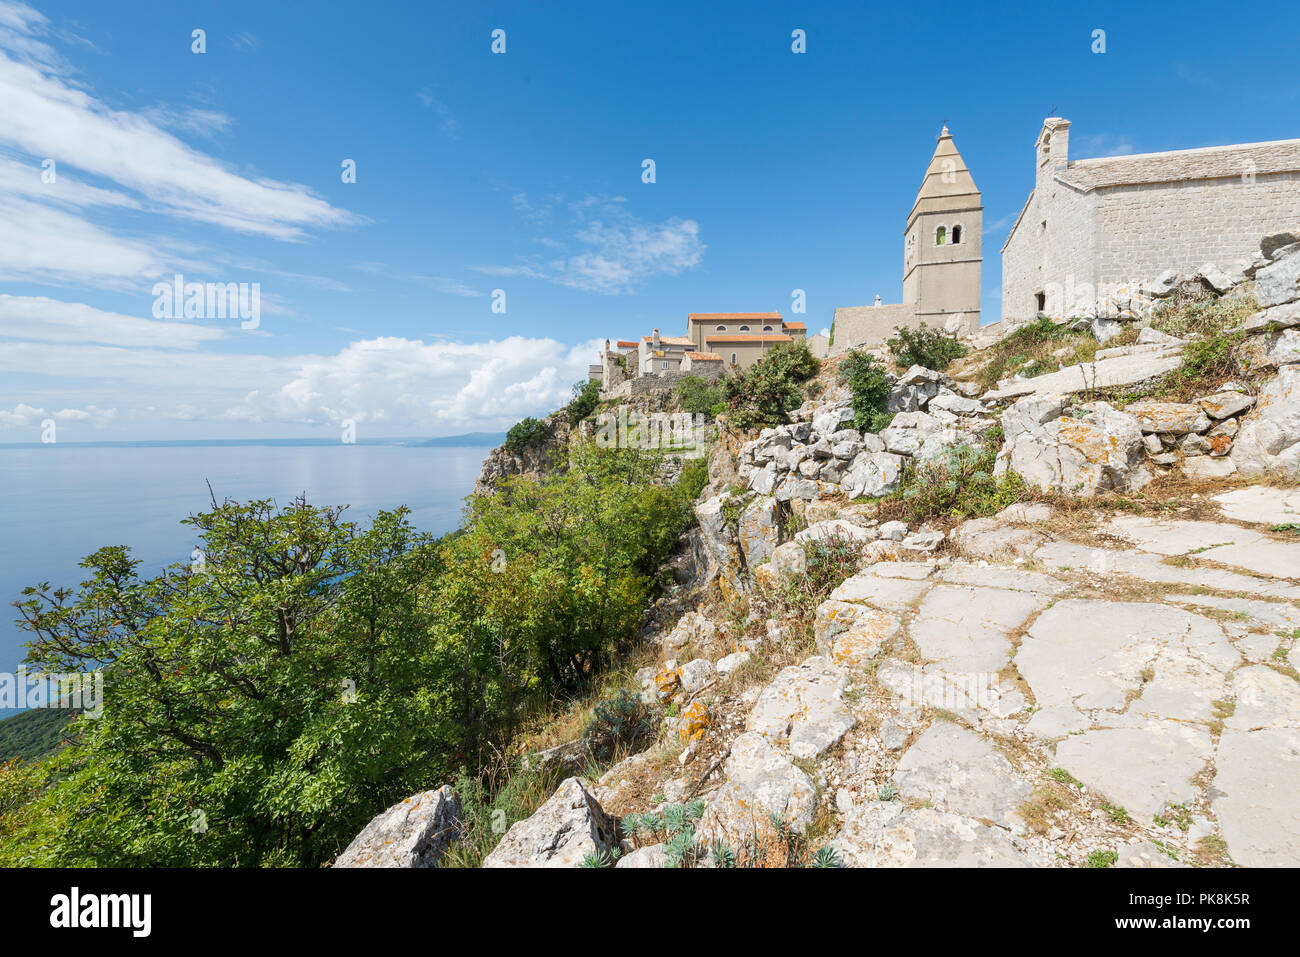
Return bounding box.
[908,124,981,224]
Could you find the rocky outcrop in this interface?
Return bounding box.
[1231,366,1300,476]
[474,413,571,495]
[996,395,1151,494]
[482,777,620,867]
[333,786,463,868]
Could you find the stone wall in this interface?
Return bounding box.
[1000,182,1097,325]
[1094,172,1300,286]
[829,303,919,356]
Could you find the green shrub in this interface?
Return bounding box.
[583,688,656,763]
[675,375,726,417]
[839,349,895,433]
[721,341,821,430]
[565,379,601,425]
[881,441,1025,525]
[888,323,967,371]
[504,416,548,453]
[673,457,709,505]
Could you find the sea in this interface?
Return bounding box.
[0,439,496,712]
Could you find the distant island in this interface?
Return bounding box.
[418,432,505,447]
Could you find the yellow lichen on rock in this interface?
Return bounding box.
[680,700,710,742]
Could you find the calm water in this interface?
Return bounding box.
[0,442,491,682]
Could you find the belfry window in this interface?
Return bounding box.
[951,225,962,244]
[935,226,947,245]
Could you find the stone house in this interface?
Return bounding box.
[1001,117,1300,323]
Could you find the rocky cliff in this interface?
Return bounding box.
[346,230,1300,869]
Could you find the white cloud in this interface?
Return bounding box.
[0,334,603,434]
[0,294,225,348]
[0,195,166,286]
[0,5,356,241]
[0,400,116,430]
[471,194,705,295]
[227,335,600,429]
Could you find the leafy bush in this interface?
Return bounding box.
[583,688,656,763]
[673,457,709,505]
[888,323,967,371]
[504,416,548,453]
[721,341,820,430]
[880,440,1025,525]
[565,379,601,425]
[839,350,894,433]
[4,441,700,867]
[675,375,726,417]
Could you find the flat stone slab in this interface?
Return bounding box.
[1056,722,1214,819]
[937,564,1068,595]
[1017,600,1237,715]
[951,518,1045,561]
[1213,727,1300,866]
[910,583,1049,673]
[747,656,855,760]
[828,571,932,611]
[983,349,1182,402]
[893,722,1031,829]
[1032,540,1300,600]
[1103,515,1300,580]
[830,802,1043,867]
[1213,486,1300,526]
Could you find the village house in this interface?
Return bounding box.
[1001,117,1300,324]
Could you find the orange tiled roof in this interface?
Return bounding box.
[615,340,638,348]
[687,352,723,361]
[706,334,793,344]
[783,322,806,330]
[642,335,696,346]
[689,312,782,321]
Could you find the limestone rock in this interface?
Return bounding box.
[1254,246,1300,307]
[841,450,904,498]
[998,398,1151,495]
[747,656,855,760]
[698,732,816,840]
[771,541,807,582]
[737,496,779,568]
[893,723,1031,829]
[483,777,619,868]
[615,844,667,868]
[1231,367,1300,476]
[1123,399,1211,434]
[830,802,1041,867]
[334,786,463,868]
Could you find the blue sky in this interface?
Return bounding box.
[0,0,1296,441]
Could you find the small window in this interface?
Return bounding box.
[731,352,738,364]
[738,325,750,332]
[762,325,773,332]
[935,226,946,245]
[715,325,727,331]
[951,225,962,244]
[1036,292,1047,313]
[662,360,669,370]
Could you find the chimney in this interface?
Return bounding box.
[604,338,610,355]
[652,328,660,349]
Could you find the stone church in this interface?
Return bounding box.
[830,125,983,355]
[1001,117,1300,324]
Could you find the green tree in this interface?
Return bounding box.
[720,341,820,430]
